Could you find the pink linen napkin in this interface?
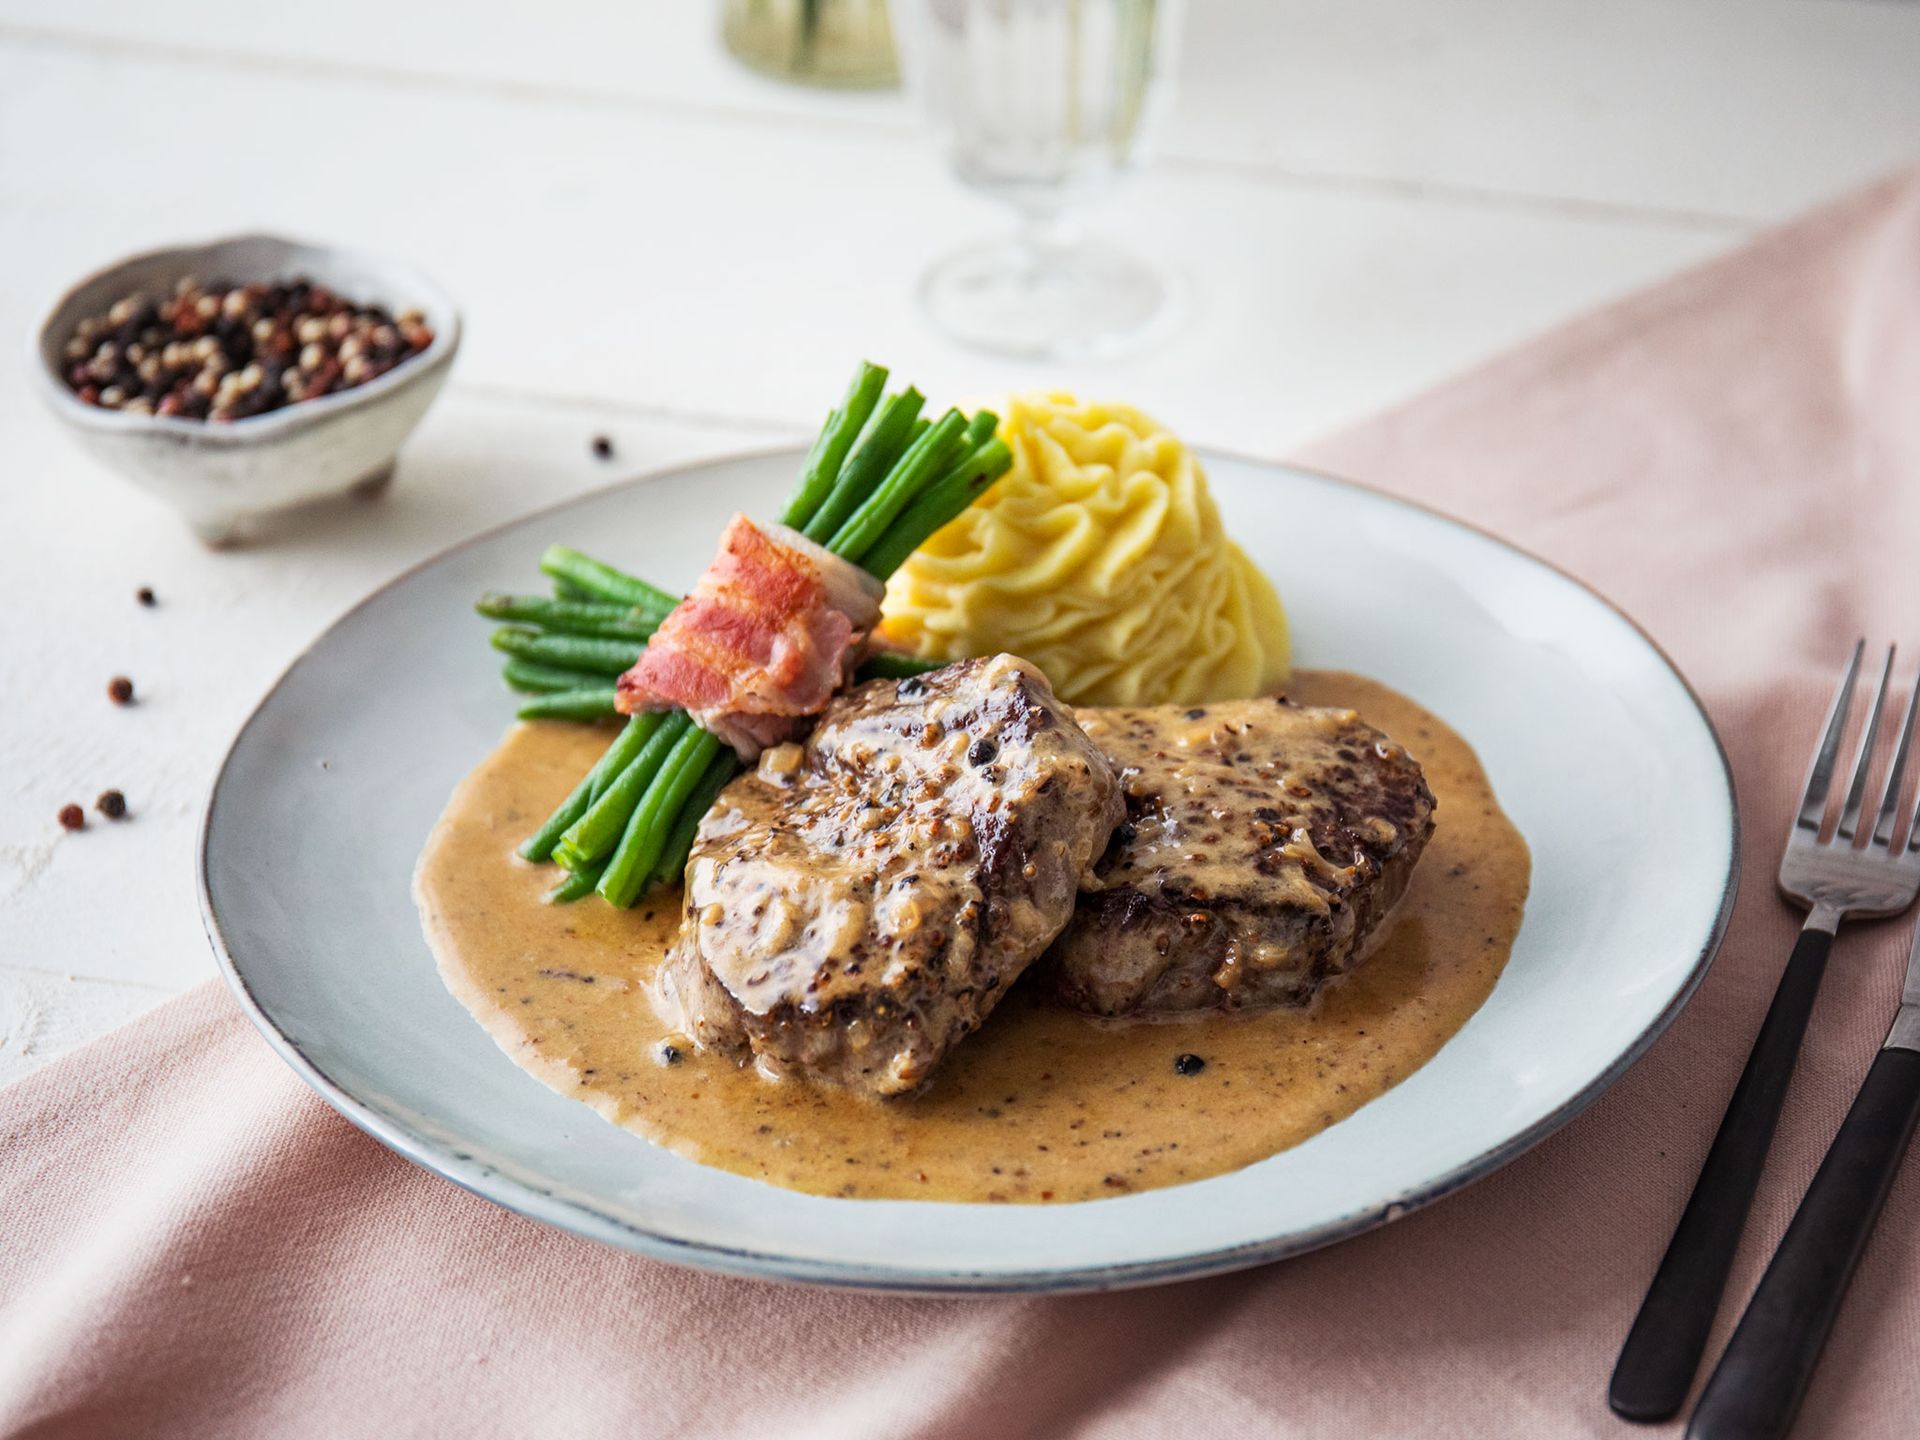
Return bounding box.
[6,169,1920,1440]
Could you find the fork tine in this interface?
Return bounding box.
[1836,644,1895,842]
[1797,639,1865,835]
[1872,663,1920,848]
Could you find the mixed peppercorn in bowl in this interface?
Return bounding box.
[33,233,459,545]
[57,275,436,424]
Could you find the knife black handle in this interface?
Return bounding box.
[1609,927,1834,1423]
[1687,1043,1920,1440]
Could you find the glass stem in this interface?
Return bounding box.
[1016,211,1084,272]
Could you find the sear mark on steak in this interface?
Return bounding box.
[656,655,1123,1097]
[1041,697,1435,1017]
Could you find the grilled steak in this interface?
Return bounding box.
[657,655,1123,1097]
[1042,697,1434,1016]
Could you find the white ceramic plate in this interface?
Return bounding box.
[202,448,1738,1293]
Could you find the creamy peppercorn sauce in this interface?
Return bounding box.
[418,672,1530,1203]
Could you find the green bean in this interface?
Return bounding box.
[858,437,1013,579]
[650,749,741,889]
[551,576,597,602]
[477,592,662,640]
[552,712,691,870]
[586,738,628,802]
[790,412,840,523]
[826,408,970,561]
[539,545,681,612]
[928,428,1013,500]
[502,658,609,694]
[959,409,999,449]
[518,712,663,862]
[490,626,644,676]
[517,688,620,722]
[598,725,723,907]
[546,861,605,904]
[801,388,925,545]
[780,361,888,530]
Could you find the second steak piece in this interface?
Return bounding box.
[656,655,1123,1098]
[1043,697,1435,1017]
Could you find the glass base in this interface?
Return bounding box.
[918,231,1180,361]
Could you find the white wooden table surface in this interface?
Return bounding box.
[3,0,1918,1085]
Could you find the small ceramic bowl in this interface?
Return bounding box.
[32,233,460,546]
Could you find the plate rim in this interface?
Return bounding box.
[199,443,1741,1294]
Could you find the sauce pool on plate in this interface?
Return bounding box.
[417,671,1530,1203]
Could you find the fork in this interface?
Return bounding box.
[1609,640,1920,1423]
[1689,907,1920,1439]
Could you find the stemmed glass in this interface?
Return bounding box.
[893,0,1185,360]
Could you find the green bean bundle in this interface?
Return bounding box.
[478,361,1012,904]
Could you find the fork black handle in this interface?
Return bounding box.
[1686,1043,1920,1440]
[1608,925,1835,1423]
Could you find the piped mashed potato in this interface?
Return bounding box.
[881,393,1289,706]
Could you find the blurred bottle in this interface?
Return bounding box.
[723,0,899,89]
